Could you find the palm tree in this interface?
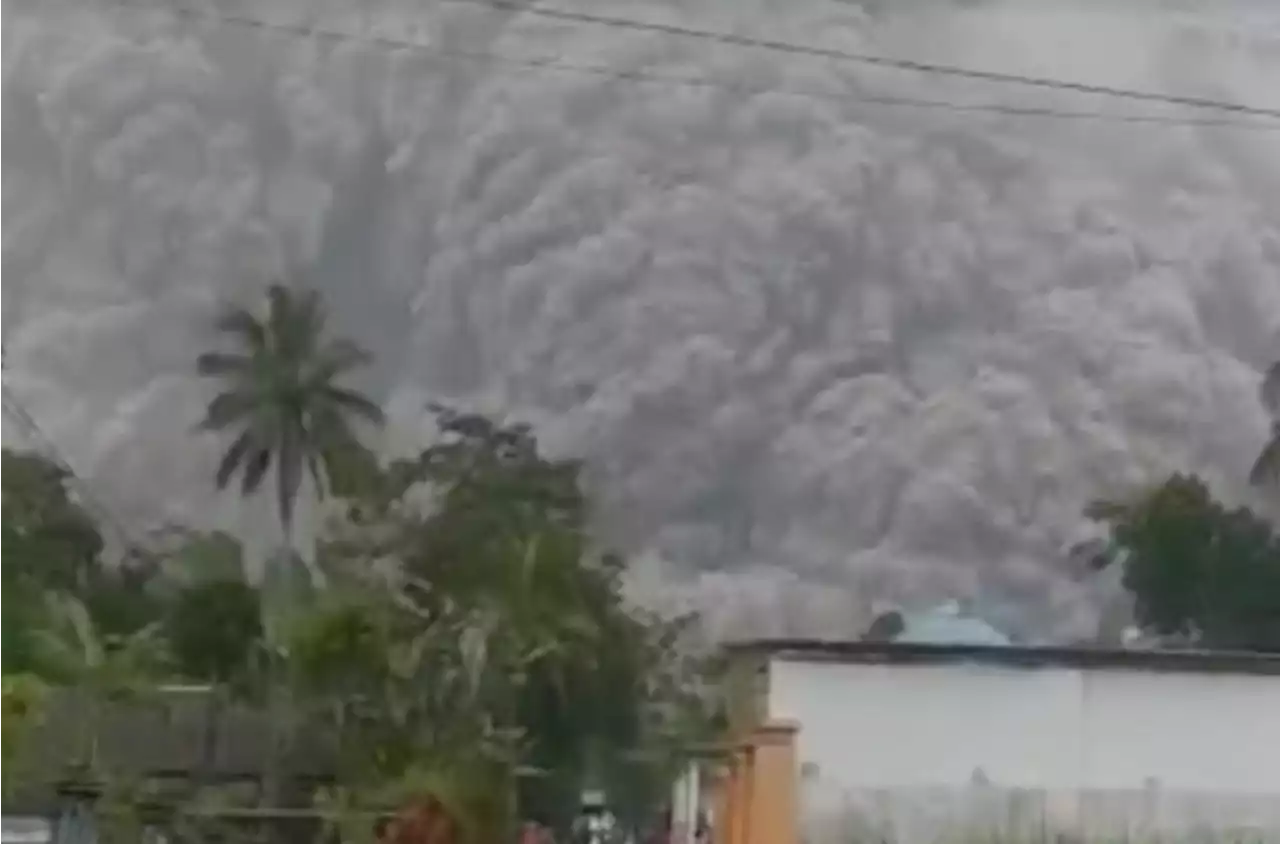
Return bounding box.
[196,285,382,807]
[1250,361,1280,488]
[196,284,384,574]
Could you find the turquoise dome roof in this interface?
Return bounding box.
[895,604,1011,646]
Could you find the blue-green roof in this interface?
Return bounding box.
[896,605,1011,646]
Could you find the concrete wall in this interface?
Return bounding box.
[802,784,1280,843]
[765,658,1280,840]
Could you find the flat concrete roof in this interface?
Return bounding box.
[724,639,1280,676]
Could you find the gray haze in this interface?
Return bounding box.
[4,0,1279,640]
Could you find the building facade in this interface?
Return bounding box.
[718,640,1280,843]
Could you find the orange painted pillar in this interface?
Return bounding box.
[737,745,756,844]
[712,763,734,844]
[744,720,799,844]
[721,747,747,844]
[725,749,748,844]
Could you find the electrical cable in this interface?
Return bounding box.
[441,0,1280,119]
[104,1,1280,130]
[9,0,1275,566]
[2,376,155,562]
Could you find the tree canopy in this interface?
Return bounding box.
[1087,363,1280,653]
[195,283,383,550]
[1088,473,1280,652]
[4,298,717,842]
[2,449,104,594]
[313,404,720,832]
[2,448,161,672]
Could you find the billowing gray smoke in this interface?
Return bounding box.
[5,0,1279,640]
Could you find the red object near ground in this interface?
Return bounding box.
[382,796,461,844]
[519,821,556,844]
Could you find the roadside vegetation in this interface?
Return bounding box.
[2,285,722,843]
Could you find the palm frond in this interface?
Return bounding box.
[241,448,273,496]
[213,305,267,350]
[60,594,101,667]
[199,286,384,533]
[32,594,103,681]
[195,352,253,377]
[323,386,385,424]
[305,448,328,500]
[306,340,374,388]
[196,390,259,432]
[215,431,256,490]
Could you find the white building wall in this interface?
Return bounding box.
[766,658,1280,840]
[1077,669,1279,792]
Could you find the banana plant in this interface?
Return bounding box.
[31,592,168,773]
[2,673,50,800]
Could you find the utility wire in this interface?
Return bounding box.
[443,0,1280,119]
[1,374,154,562]
[8,0,1272,562]
[111,2,1280,130]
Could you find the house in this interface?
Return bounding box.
[709,630,1280,844]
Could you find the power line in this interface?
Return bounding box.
[4,7,1268,567]
[109,2,1280,130]
[2,375,154,562]
[443,0,1280,119]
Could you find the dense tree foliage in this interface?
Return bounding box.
[2,449,162,671]
[1,674,48,800]
[165,580,262,685]
[1088,473,1280,652]
[3,290,717,843]
[314,404,720,834]
[30,593,169,770]
[2,450,104,592]
[1086,364,1280,652]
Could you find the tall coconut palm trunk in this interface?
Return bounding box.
[260,527,299,814]
[194,284,384,814]
[195,685,226,797]
[260,517,322,815]
[260,655,289,812]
